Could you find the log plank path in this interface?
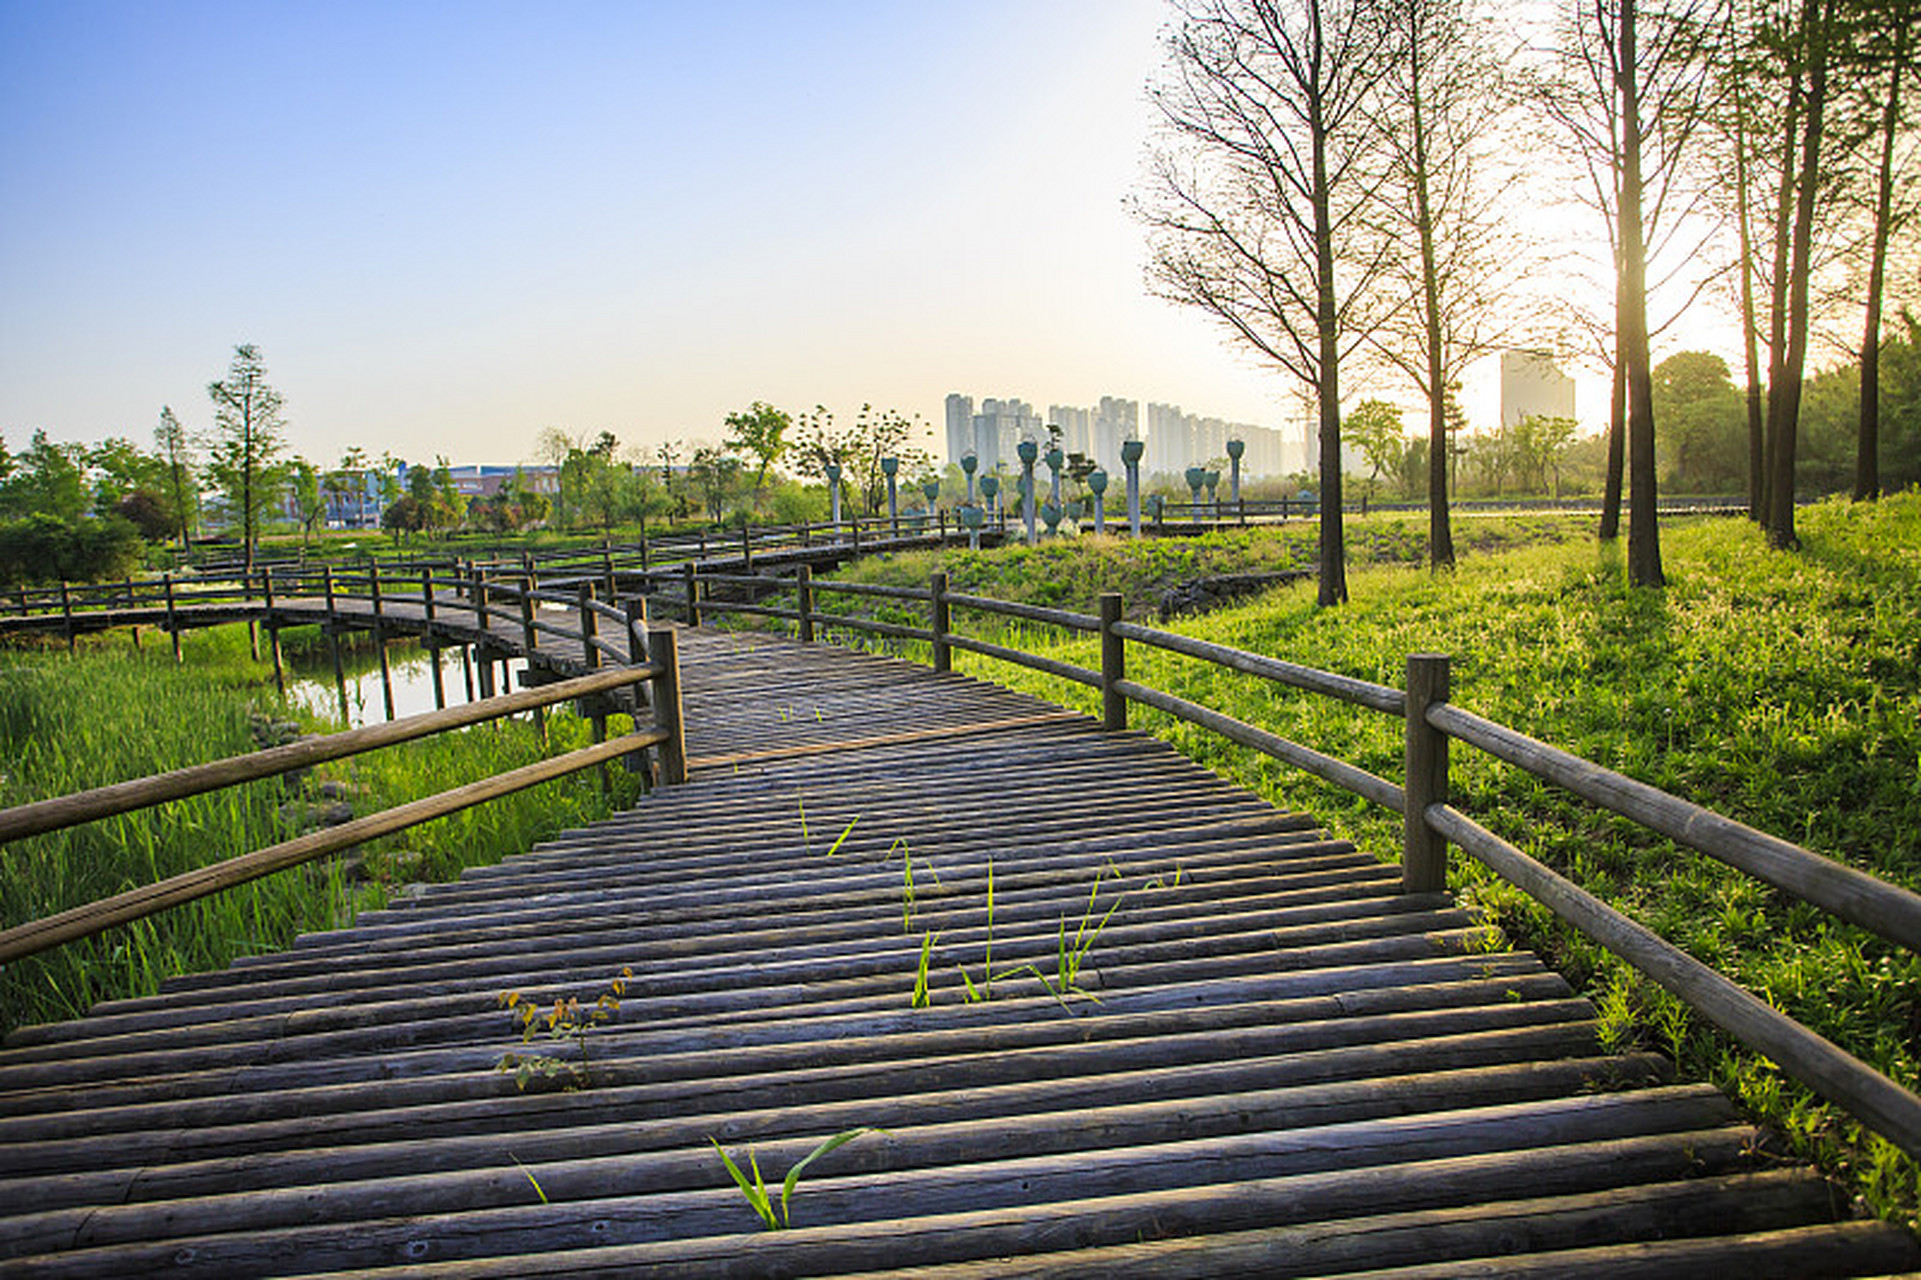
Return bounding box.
[0,620,1917,1276]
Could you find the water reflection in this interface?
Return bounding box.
[286,636,530,729]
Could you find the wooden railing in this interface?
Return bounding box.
[662,565,1921,1159]
[0,619,687,967]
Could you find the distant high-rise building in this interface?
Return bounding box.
[944,394,975,467]
[1500,350,1576,428]
[965,396,1042,472]
[1047,404,1092,456]
[1093,396,1139,465]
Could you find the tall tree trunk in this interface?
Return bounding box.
[1600,328,1627,540]
[1618,0,1665,586]
[1763,36,1804,536]
[1733,77,1767,521]
[1856,17,1905,502]
[1308,0,1347,608]
[1407,16,1454,570]
[1768,0,1834,548]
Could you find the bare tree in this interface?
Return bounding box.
[1850,0,1917,500]
[1142,0,1392,606]
[1540,0,1723,586]
[1364,0,1539,570]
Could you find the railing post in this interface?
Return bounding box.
[796,564,815,643]
[163,572,182,664]
[602,548,617,602]
[682,561,701,627]
[579,582,609,793]
[741,522,752,572]
[59,580,75,653]
[474,570,491,633]
[1099,592,1126,731]
[649,627,688,786]
[930,571,950,673]
[518,578,539,654]
[1403,652,1452,895]
[245,571,260,661]
[264,570,285,698]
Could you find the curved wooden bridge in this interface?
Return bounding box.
[1,583,1917,1275]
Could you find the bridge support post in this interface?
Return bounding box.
[370,564,395,722]
[1402,653,1452,895]
[796,565,814,643]
[578,582,609,794]
[263,571,285,699]
[422,568,445,711]
[1099,593,1126,731]
[518,582,545,744]
[649,627,688,786]
[323,569,348,722]
[930,572,950,673]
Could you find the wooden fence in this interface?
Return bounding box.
[0,624,688,968]
[660,563,1921,1160]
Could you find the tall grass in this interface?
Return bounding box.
[794,496,1921,1220]
[0,624,641,1036]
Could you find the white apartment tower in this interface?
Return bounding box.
[1500,350,1576,428]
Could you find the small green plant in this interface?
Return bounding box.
[509,1153,550,1204]
[710,1128,877,1230]
[958,859,996,1003]
[911,930,939,1008]
[824,814,860,857]
[1055,878,1123,994]
[495,966,631,1091]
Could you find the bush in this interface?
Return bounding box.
[0,513,146,589]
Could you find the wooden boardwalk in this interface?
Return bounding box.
[0,628,1915,1275]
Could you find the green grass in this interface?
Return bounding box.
[0,623,643,1037]
[776,496,1921,1221]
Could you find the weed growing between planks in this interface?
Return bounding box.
[495,967,632,1091]
[710,1128,879,1230]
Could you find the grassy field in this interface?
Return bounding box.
[808,495,1921,1220]
[0,623,644,1037]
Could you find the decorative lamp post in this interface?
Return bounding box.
[1205,468,1222,518]
[1017,439,1039,546]
[882,456,899,535]
[1087,468,1109,536]
[1185,466,1206,521]
[1121,438,1145,537]
[921,478,941,529]
[1042,500,1062,537]
[1045,445,1064,505]
[1226,438,1245,520]
[1147,492,1165,527]
[980,473,1001,523]
[824,462,843,529]
[961,452,978,504]
[959,501,984,550]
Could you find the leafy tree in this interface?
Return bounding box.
[1345,399,1409,506]
[381,495,426,545]
[84,437,165,515]
[113,489,174,542]
[0,430,88,522]
[1652,351,1748,491]
[722,401,792,500]
[154,406,198,548]
[287,458,329,550]
[688,444,745,522]
[0,513,144,588]
[205,343,288,572]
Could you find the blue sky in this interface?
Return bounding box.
[2,1,1655,469]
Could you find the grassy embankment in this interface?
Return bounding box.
[0,623,643,1038]
[805,496,1921,1220]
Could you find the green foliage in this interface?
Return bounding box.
[710,1128,877,1230]
[205,343,288,561]
[0,513,145,588]
[722,401,793,497]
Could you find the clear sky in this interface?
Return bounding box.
[2,1,1710,469]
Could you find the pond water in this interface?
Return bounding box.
[286,637,531,729]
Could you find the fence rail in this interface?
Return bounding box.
[0,607,687,967]
[646,562,1921,1161]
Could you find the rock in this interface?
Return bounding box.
[1158,570,1312,619]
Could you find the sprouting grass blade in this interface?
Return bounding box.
[824,815,860,857]
[709,1138,778,1230]
[778,1127,876,1227]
